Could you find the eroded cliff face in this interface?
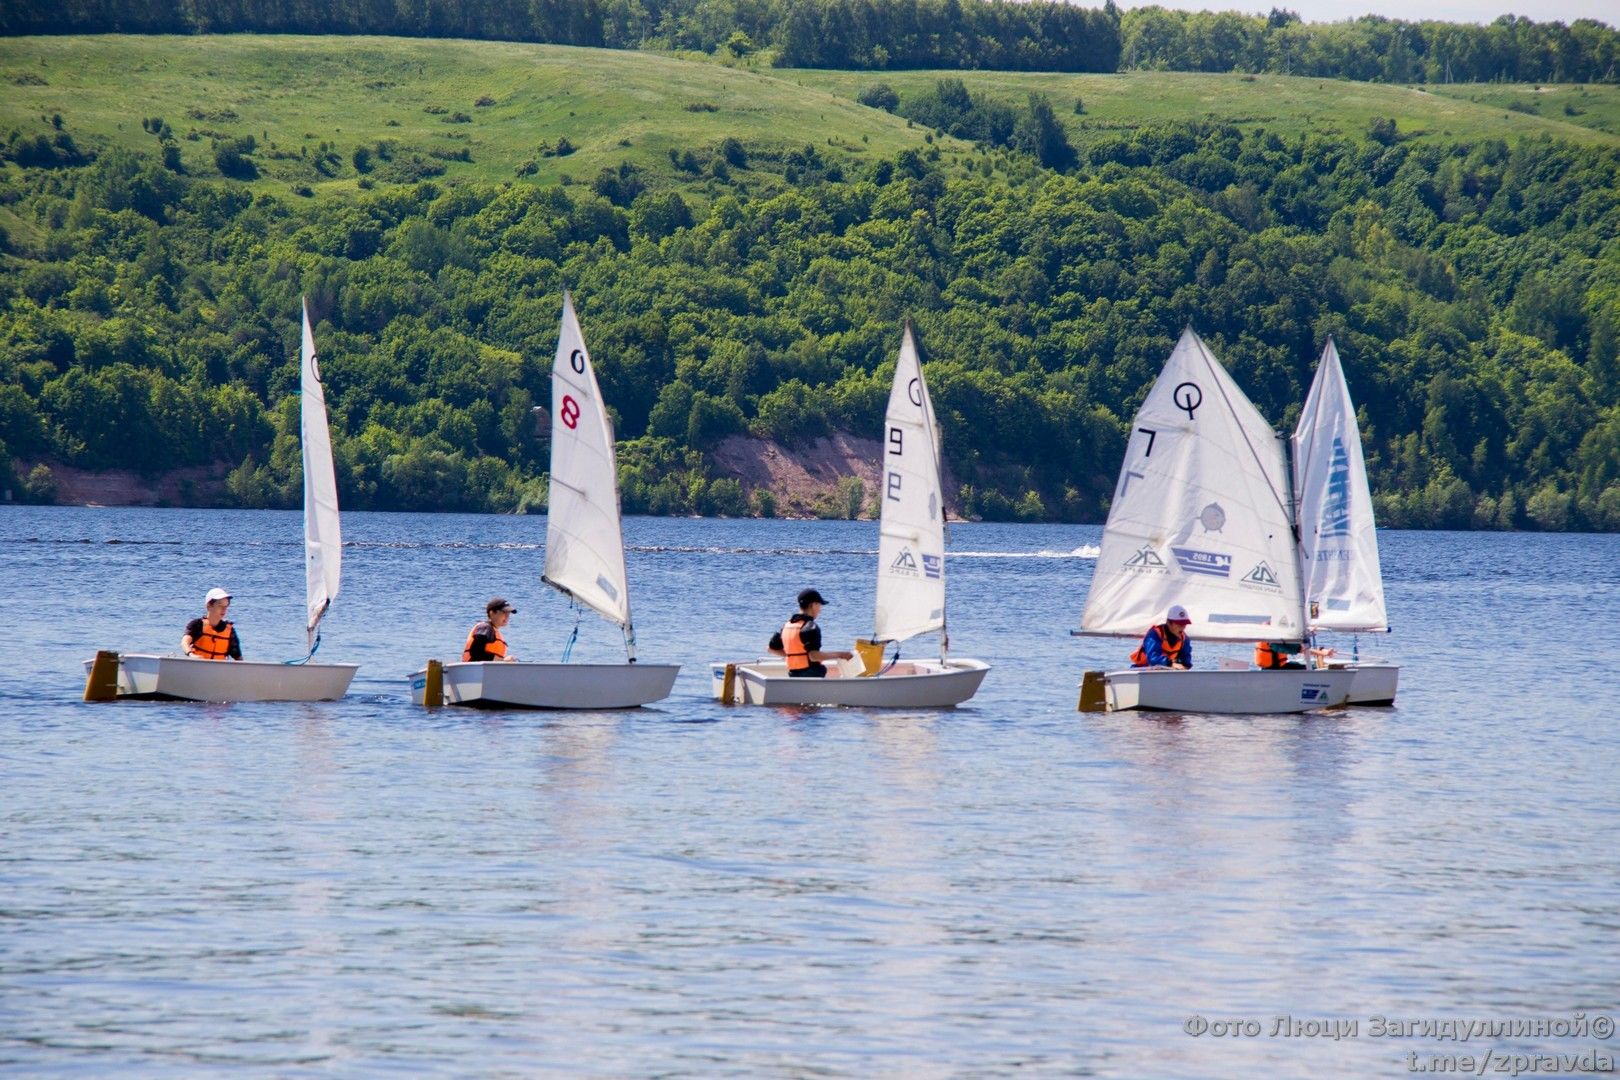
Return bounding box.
[10,460,231,508]
[705,432,960,519]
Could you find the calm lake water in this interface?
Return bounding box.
[2,506,1617,1077]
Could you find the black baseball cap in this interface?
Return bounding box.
[487,597,517,614]
[797,589,829,608]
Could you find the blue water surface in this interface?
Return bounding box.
[1,507,1616,1076]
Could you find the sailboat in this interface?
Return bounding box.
[1075,328,1353,713]
[709,324,990,707]
[83,300,359,702]
[410,292,679,709]
[1292,338,1400,706]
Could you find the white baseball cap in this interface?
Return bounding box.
[1166,603,1191,624]
[205,587,232,604]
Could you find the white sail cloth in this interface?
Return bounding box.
[300,299,342,652]
[874,325,947,645]
[1292,339,1389,633]
[1082,328,1305,642]
[543,292,633,631]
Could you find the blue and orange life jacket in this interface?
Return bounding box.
[1130,624,1187,668]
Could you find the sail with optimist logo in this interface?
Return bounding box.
[873,324,949,652]
[542,291,636,655]
[1080,328,1307,643]
[1291,338,1389,634]
[300,298,342,657]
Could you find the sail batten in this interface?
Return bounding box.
[1081,328,1305,644]
[544,293,632,631]
[300,299,341,654]
[1292,339,1389,633]
[873,326,947,645]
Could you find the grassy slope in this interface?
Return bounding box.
[783,68,1620,150]
[5,37,1618,209]
[0,35,946,198]
[1424,82,1620,138]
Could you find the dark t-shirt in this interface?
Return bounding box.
[768,614,821,654]
[184,618,241,660]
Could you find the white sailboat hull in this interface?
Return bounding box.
[83,654,357,702]
[1328,661,1400,706]
[410,661,679,709]
[1096,667,1353,714]
[711,658,990,708]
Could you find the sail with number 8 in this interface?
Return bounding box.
[543,290,634,646]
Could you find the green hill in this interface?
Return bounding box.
[785,68,1620,150]
[0,35,948,198]
[5,36,1618,207]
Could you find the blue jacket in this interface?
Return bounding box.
[1133,624,1192,668]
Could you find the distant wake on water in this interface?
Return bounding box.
[13,537,1101,558]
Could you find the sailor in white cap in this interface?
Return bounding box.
[1129,602,1192,670]
[181,587,242,660]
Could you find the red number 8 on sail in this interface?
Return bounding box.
[560,395,580,430]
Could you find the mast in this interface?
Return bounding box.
[1280,431,1312,650]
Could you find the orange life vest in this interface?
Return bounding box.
[781,620,810,672]
[463,622,507,662]
[192,620,234,660]
[1130,624,1185,667]
[1255,641,1301,669]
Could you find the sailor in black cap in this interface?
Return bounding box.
[767,589,853,678]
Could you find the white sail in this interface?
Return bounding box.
[1292,338,1389,633]
[874,325,947,646]
[1082,328,1305,642]
[300,298,342,653]
[543,292,632,631]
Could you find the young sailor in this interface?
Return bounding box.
[182,587,242,661]
[463,598,518,662]
[1130,603,1193,670]
[768,589,854,678]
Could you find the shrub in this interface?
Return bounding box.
[23,463,57,504]
[213,135,257,179]
[857,83,900,112]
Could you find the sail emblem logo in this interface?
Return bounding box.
[1198,503,1226,532]
[1319,437,1352,538]
[1242,561,1282,590]
[890,548,920,576]
[1123,546,1168,573]
[1172,547,1232,578]
[922,554,942,579]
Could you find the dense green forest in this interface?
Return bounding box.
[1,37,1618,530]
[4,0,1617,83]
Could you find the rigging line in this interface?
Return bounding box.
[1197,337,1293,525]
[560,603,582,664]
[284,631,319,666]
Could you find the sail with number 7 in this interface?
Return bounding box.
[1081,327,1306,643]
